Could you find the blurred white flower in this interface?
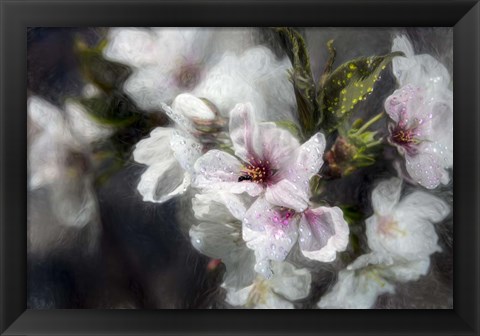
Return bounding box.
[318,253,430,309]
[104,28,214,110]
[193,46,296,121]
[28,96,111,228]
[385,35,453,189]
[318,177,449,309]
[366,177,449,261]
[189,191,256,289]
[104,28,296,122]
[133,93,216,203]
[225,261,311,309]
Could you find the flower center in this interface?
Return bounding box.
[377,215,406,237]
[272,208,296,227]
[175,63,201,90]
[238,157,273,184]
[391,127,416,145]
[390,121,422,156]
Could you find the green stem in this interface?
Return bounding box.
[353,111,384,135]
[365,138,384,148]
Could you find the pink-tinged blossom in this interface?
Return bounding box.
[318,178,449,309]
[194,103,349,277]
[385,35,453,189]
[193,103,323,209]
[243,197,349,278]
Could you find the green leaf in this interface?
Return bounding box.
[318,39,336,89]
[274,120,301,139]
[76,40,131,93]
[319,51,403,133]
[275,27,319,137]
[309,174,323,197]
[79,92,141,127]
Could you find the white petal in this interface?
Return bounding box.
[171,93,216,121]
[366,190,447,261]
[124,65,179,111]
[318,268,394,309]
[405,150,450,189]
[170,129,202,173]
[258,122,300,168]
[192,191,249,223]
[103,28,162,67]
[228,103,262,162]
[28,96,71,142]
[385,258,431,282]
[50,174,97,228]
[391,35,451,90]
[265,179,309,213]
[133,127,174,165]
[225,285,254,307]
[136,158,189,203]
[348,252,431,283]
[298,206,349,262]
[193,150,263,196]
[190,221,256,289]
[371,177,402,216]
[64,101,112,145]
[28,133,64,189]
[281,132,326,197]
[398,190,450,223]
[269,262,311,301]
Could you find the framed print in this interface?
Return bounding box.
[1,0,479,335]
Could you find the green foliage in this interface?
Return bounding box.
[274,120,301,139]
[79,93,141,127]
[319,52,403,133]
[76,40,131,93]
[276,27,319,138]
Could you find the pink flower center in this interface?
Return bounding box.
[238,157,274,184]
[272,208,296,227]
[390,119,423,155]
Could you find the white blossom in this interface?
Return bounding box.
[385,35,453,189]
[28,96,110,228]
[318,178,449,308]
[189,191,256,289]
[225,261,311,309]
[132,93,213,203]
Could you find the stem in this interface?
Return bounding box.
[353,111,384,135]
[365,138,384,148]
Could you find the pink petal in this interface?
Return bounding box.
[243,198,299,263]
[384,85,426,124]
[299,206,349,262]
[228,103,262,162]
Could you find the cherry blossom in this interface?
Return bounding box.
[385,35,453,189]
[318,178,449,308]
[193,103,322,207]
[133,93,214,203]
[225,261,311,309]
[189,191,256,289]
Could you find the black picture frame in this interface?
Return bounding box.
[1,0,479,335]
